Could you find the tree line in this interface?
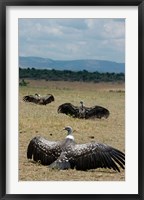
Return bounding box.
[19,68,125,83]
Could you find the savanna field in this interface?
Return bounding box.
[19,80,125,181]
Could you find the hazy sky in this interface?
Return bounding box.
[19,18,125,63]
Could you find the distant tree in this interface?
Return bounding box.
[19,68,125,83]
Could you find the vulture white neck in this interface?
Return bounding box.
[65,127,74,141]
[66,134,74,140]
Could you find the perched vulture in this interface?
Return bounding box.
[57,101,110,119]
[23,93,54,105]
[27,126,125,172]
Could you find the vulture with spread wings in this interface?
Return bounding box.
[23,93,54,105]
[57,101,110,119]
[27,126,125,172]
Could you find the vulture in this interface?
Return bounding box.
[57,101,110,119]
[23,93,54,105]
[27,126,125,172]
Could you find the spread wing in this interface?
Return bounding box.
[42,94,55,105]
[85,105,110,119]
[70,142,125,171]
[23,95,40,104]
[49,142,125,172]
[57,103,79,117]
[27,136,62,165]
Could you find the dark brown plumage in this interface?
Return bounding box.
[57,101,110,119]
[23,93,54,105]
[27,126,125,172]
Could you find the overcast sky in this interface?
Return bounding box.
[19,18,125,63]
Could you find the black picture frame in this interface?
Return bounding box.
[0,0,144,199]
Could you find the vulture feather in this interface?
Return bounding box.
[58,101,110,119]
[23,93,54,105]
[27,126,125,172]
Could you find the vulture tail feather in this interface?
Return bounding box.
[112,152,125,165]
[104,152,119,171]
[110,154,125,170]
[99,152,108,169]
[49,160,71,170]
[101,153,113,170]
[112,149,125,158]
[101,152,120,172]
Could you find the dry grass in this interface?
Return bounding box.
[19,80,125,181]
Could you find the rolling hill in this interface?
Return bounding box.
[19,56,125,73]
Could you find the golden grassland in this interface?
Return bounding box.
[19,80,125,181]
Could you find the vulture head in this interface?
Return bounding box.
[63,126,74,140]
[35,93,40,97]
[80,100,84,107]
